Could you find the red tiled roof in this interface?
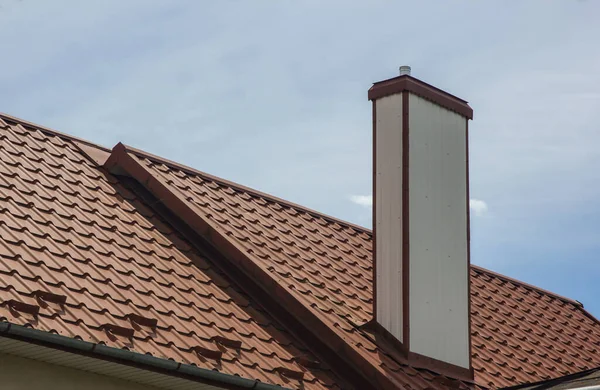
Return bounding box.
[1,113,599,389]
[0,116,340,389]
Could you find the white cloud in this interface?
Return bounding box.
[470,199,488,217]
[350,195,372,207]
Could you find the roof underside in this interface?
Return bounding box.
[0,334,224,390]
[0,113,600,389]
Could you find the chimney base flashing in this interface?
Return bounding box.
[360,320,474,383]
[407,351,474,383]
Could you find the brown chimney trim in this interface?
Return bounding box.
[401,91,411,350]
[368,75,473,119]
[371,100,378,318]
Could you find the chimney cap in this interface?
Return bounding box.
[368,72,473,119]
[399,65,411,76]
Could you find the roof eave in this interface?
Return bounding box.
[0,321,288,390]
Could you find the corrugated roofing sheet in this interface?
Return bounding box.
[0,113,599,389]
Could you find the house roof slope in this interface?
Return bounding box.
[109,143,600,390]
[1,112,599,389]
[106,145,477,390]
[470,267,600,387]
[0,115,341,389]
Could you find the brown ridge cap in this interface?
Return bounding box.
[0,112,111,152]
[121,143,372,234]
[471,265,584,307]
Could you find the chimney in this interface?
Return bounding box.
[368,67,473,377]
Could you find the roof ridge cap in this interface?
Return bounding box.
[121,143,372,234]
[0,112,111,153]
[471,264,583,307]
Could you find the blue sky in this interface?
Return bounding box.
[1,1,599,316]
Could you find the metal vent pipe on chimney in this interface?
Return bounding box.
[399,65,411,76]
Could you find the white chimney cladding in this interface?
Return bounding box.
[368,71,473,377]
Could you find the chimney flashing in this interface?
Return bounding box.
[368,75,473,119]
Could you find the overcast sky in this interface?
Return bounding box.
[1,1,599,316]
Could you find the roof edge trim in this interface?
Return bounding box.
[0,321,290,390]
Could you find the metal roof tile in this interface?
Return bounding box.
[1,115,599,389]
